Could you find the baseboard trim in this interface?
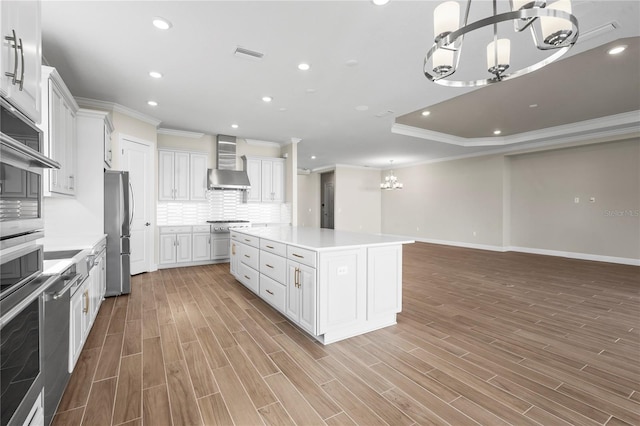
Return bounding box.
[507,246,640,266]
[410,237,639,266]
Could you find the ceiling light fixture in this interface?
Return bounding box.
[231,124,239,129]
[298,63,310,71]
[380,160,403,190]
[310,155,316,160]
[372,0,390,5]
[425,0,578,87]
[493,129,502,135]
[147,101,158,107]
[607,45,627,55]
[149,71,163,79]
[262,96,273,103]
[152,17,172,30]
[421,110,431,116]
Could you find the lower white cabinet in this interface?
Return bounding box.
[160,225,233,268]
[192,232,212,262]
[212,237,230,259]
[230,240,239,276]
[286,261,316,334]
[159,226,192,265]
[70,277,91,371]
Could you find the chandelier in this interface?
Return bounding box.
[380,161,403,190]
[425,0,579,87]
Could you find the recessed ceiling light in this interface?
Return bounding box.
[529,103,538,108]
[262,96,273,103]
[607,45,627,55]
[355,105,369,111]
[493,130,502,135]
[149,71,163,79]
[231,124,239,129]
[372,0,390,5]
[278,107,287,112]
[147,101,158,107]
[152,17,172,30]
[298,63,310,71]
[421,110,431,116]
[310,155,316,160]
[345,59,359,67]
[306,88,317,94]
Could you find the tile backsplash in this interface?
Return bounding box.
[157,190,291,225]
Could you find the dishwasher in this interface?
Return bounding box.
[41,263,84,426]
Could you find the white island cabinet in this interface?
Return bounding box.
[230,226,413,344]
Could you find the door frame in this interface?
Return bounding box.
[119,134,156,272]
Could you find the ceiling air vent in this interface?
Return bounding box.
[375,110,395,118]
[578,21,619,43]
[234,46,264,60]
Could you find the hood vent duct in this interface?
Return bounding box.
[208,135,251,190]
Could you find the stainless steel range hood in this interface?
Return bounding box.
[207,135,251,190]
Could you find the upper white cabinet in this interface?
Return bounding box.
[103,119,114,169]
[159,149,208,201]
[0,0,41,123]
[40,66,78,197]
[242,155,285,203]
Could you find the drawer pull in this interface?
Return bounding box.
[245,239,251,242]
[292,253,304,259]
[244,275,251,280]
[265,264,274,269]
[266,289,274,295]
[266,245,274,249]
[244,254,250,258]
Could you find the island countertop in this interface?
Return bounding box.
[232,226,414,251]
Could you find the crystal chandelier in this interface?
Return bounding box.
[425,0,579,87]
[380,161,403,190]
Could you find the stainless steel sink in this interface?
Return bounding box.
[43,249,83,260]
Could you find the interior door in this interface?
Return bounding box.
[121,137,153,275]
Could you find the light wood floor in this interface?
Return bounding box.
[53,242,640,426]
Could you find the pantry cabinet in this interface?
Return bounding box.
[0,0,42,123]
[242,155,285,203]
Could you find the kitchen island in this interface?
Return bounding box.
[230,226,414,344]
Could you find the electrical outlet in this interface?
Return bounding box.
[574,197,580,203]
[473,231,477,237]
[589,197,596,203]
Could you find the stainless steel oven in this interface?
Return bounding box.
[0,97,59,248]
[0,242,55,426]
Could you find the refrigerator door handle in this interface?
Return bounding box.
[129,181,135,227]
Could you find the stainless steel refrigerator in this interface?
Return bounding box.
[104,170,131,296]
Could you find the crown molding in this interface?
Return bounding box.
[391,110,640,148]
[74,97,162,127]
[245,138,282,147]
[157,128,205,138]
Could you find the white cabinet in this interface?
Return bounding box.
[103,118,114,169]
[40,66,78,197]
[192,232,212,262]
[158,150,208,201]
[0,0,41,123]
[286,262,316,334]
[70,278,91,371]
[159,226,192,265]
[212,237,230,259]
[242,156,285,203]
[230,240,239,277]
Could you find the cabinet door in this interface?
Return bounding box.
[64,101,76,195]
[212,237,230,259]
[159,234,177,264]
[190,153,208,200]
[158,151,176,200]
[0,0,41,123]
[49,84,66,194]
[176,233,192,263]
[271,159,285,203]
[100,253,107,299]
[245,158,262,202]
[297,264,316,334]
[230,241,238,277]
[103,125,112,169]
[286,262,301,322]
[192,233,211,262]
[69,290,84,371]
[174,152,190,201]
[261,160,273,201]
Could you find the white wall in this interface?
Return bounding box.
[297,172,321,227]
[335,166,381,234]
[380,138,640,264]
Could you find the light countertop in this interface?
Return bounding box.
[233,226,414,251]
[38,234,107,275]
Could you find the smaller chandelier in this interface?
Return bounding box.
[425,0,579,87]
[381,161,403,190]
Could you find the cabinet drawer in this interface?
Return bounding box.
[240,244,259,270]
[160,226,191,234]
[259,251,286,283]
[238,263,259,294]
[260,274,286,313]
[192,225,210,233]
[236,233,259,248]
[260,239,286,257]
[287,245,317,268]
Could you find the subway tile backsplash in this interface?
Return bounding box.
[157,190,291,225]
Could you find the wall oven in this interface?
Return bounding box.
[0,97,59,248]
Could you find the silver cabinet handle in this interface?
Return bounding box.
[266,245,274,249]
[265,264,274,269]
[69,175,74,190]
[17,36,24,90]
[4,30,18,84]
[266,289,274,295]
[292,253,304,259]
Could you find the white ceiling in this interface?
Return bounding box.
[41,1,640,171]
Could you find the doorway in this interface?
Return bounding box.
[120,136,154,275]
[321,171,335,229]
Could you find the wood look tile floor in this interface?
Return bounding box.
[53,242,640,426]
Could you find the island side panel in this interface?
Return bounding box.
[367,245,403,320]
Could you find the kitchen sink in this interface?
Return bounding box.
[43,250,83,260]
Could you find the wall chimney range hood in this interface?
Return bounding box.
[208,134,251,190]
